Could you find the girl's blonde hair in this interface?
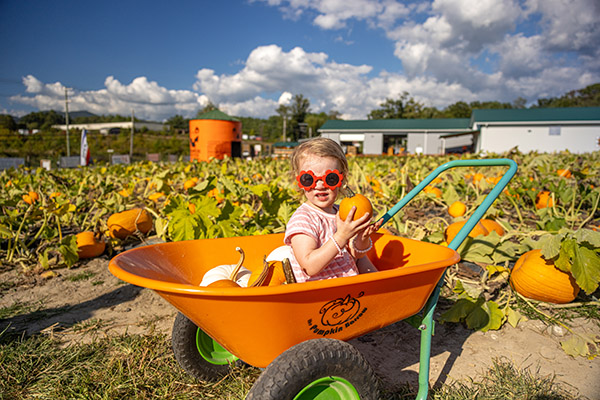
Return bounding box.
[290,137,348,178]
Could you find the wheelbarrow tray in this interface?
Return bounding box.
[109,232,459,368]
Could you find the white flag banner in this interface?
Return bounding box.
[80,129,90,166]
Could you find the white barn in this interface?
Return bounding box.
[471,107,600,154]
[318,118,474,155]
[53,120,166,134]
[318,107,600,155]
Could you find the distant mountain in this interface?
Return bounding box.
[62,110,98,119]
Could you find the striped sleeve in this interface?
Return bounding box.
[284,206,319,245]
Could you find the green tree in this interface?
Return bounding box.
[0,114,17,131]
[368,92,433,119]
[289,94,311,141]
[444,101,472,118]
[196,101,219,117]
[513,97,527,109]
[19,110,65,130]
[166,114,188,132]
[469,100,513,110]
[368,93,409,119]
[534,83,600,108]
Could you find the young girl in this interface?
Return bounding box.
[284,137,381,283]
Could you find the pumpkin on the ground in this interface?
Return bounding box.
[444,220,488,243]
[536,191,554,209]
[76,231,105,259]
[448,201,467,217]
[557,169,571,178]
[480,219,505,236]
[107,208,153,239]
[510,249,579,304]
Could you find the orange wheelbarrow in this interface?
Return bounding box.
[109,159,517,399]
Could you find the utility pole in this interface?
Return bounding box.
[130,109,134,159]
[282,116,287,142]
[64,87,70,157]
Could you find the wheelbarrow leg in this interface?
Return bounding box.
[416,277,444,400]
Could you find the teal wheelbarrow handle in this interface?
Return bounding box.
[379,158,518,400]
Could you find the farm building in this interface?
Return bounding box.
[318,107,600,155]
[53,120,166,134]
[189,110,242,162]
[471,107,600,154]
[318,118,473,155]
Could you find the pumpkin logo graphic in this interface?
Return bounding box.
[320,294,362,326]
[189,127,200,148]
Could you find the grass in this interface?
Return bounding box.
[0,332,582,400]
[65,271,97,282]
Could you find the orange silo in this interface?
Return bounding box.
[189,110,242,162]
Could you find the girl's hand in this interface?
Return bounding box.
[335,206,374,246]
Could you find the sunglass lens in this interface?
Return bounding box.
[325,172,340,187]
[299,173,314,188]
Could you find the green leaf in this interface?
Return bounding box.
[442,184,459,207]
[574,229,600,248]
[59,235,79,268]
[506,307,526,328]
[455,279,483,299]
[554,238,577,272]
[38,249,50,270]
[561,335,589,358]
[250,184,270,197]
[0,224,11,238]
[439,298,477,323]
[570,245,600,295]
[154,216,168,240]
[541,233,564,260]
[475,301,504,332]
[193,196,221,228]
[168,209,199,241]
[277,201,294,225]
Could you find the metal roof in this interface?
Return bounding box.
[470,107,600,125]
[319,118,470,131]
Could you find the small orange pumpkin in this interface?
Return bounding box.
[480,219,505,236]
[248,261,287,287]
[536,191,554,209]
[444,220,489,243]
[510,249,579,304]
[557,169,571,178]
[445,218,505,243]
[107,208,153,239]
[448,201,466,217]
[423,186,442,198]
[339,193,373,221]
[76,231,106,259]
[23,191,39,204]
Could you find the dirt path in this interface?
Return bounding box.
[1,255,599,399]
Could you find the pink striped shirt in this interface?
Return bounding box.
[284,203,358,282]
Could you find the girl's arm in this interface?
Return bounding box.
[291,207,373,277]
[290,233,342,276]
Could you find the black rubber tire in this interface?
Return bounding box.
[246,338,379,400]
[171,312,238,382]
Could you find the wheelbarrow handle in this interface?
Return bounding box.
[379,158,518,250]
[377,158,518,400]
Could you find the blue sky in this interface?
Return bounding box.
[1,0,598,121]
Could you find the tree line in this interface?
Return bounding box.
[1,83,598,142]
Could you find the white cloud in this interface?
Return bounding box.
[12,75,206,121]
[526,0,600,53]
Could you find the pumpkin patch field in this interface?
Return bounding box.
[1,150,600,397]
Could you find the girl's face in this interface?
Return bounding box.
[297,155,342,213]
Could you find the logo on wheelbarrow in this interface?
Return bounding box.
[307,292,367,337]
